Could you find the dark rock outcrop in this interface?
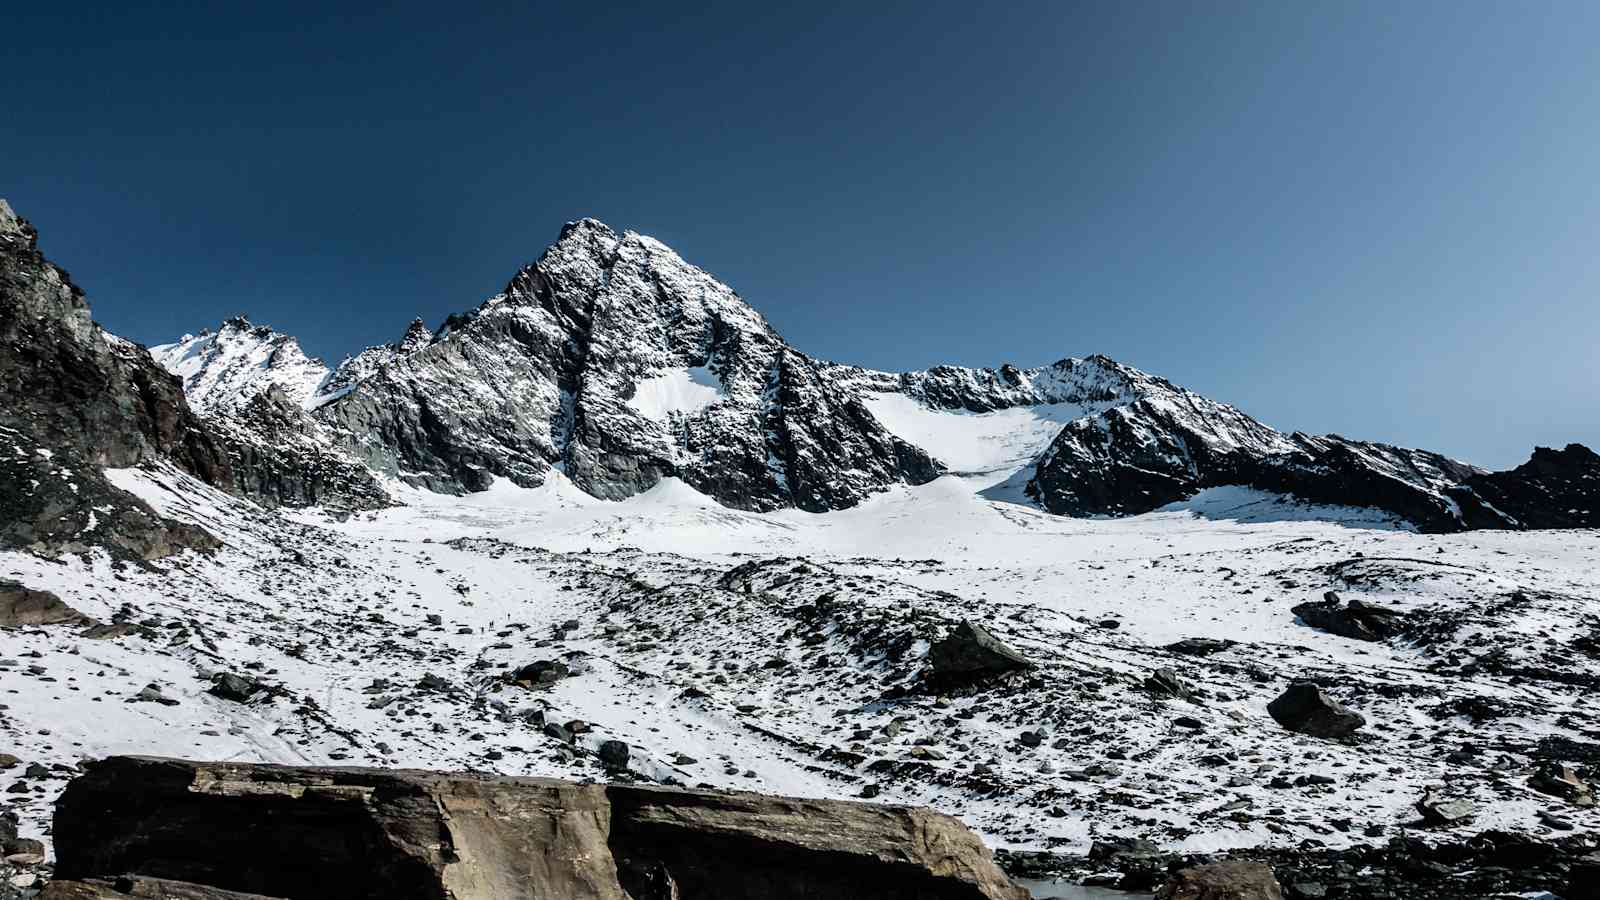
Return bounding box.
[1291,593,1402,642]
[1144,667,1192,700]
[1025,384,1488,533]
[0,200,231,558]
[0,424,220,559]
[2,199,385,545]
[1455,443,1600,530]
[0,579,90,626]
[1165,637,1237,656]
[51,756,1028,900]
[1267,683,1365,739]
[211,386,388,510]
[1156,860,1283,900]
[0,200,231,486]
[926,620,1034,686]
[1020,354,1600,534]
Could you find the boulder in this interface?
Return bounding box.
[1144,667,1192,700]
[1088,837,1161,862]
[3,836,45,865]
[1415,792,1476,827]
[1267,683,1365,739]
[1290,593,1401,642]
[50,756,1029,900]
[1165,638,1237,656]
[1156,860,1283,900]
[0,580,90,627]
[598,739,630,771]
[512,659,569,687]
[207,673,263,703]
[927,620,1033,685]
[1528,762,1594,806]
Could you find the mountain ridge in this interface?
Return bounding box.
[6,199,1595,537]
[146,214,1599,533]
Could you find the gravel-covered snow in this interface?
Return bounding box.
[4,466,1597,860]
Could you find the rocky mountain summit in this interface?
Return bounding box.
[305,219,942,510]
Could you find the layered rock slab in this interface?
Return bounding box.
[51,756,1027,900]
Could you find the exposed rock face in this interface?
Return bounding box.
[0,579,89,626]
[0,423,219,559]
[208,386,388,509]
[1267,683,1365,739]
[0,200,230,557]
[1024,374,1483,532]
[1022,362,1600,534]
[1155,861,1283,900]
[0,200,231,482]
[51,757,1028,900]
[0,199,381,556]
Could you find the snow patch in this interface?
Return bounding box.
[625,367,724,420]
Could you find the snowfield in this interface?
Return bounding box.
[624,366,726,421]
[862,393,1098,484]
[3,465,1598,858]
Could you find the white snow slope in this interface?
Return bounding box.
[3,464,1597,860]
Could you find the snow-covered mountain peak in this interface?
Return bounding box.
[396,317,432,353]
[150,315,331,414]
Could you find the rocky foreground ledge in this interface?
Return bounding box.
[40,756,1029,900]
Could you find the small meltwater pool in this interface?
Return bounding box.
[1014,878,1151,899]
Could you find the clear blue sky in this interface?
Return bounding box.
[6,2,1597,468]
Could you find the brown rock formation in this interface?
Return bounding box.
[50,756,1029,900]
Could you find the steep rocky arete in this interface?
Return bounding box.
[46,756,1028,900]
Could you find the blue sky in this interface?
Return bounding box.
[5,2,1596,468]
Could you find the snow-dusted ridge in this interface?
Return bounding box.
[151,316,332,414]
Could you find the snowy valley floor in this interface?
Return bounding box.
[3,467,1598,859]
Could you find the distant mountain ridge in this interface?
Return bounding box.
[3,197,1594,544]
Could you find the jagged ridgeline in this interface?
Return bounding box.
[5,197,1598,550]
